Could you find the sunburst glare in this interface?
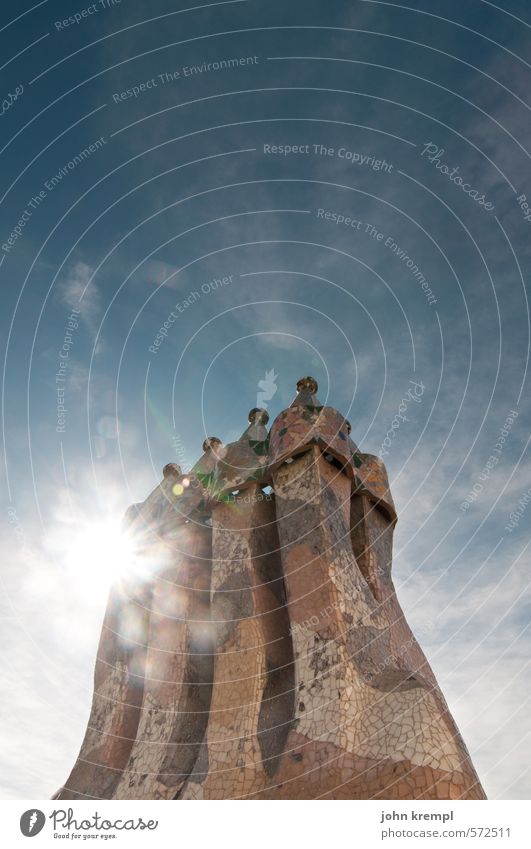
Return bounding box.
[44,517,142,603]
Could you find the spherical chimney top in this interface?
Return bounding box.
[163,462,182,478]
[202,436,222,453]
[296,376,318,394]
[248,407,270,425]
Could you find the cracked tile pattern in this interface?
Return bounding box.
[113,524,212,800]
[180,488,293,799]
[269,405,358,478]
[58,577,150,800]
[269,448,485,799]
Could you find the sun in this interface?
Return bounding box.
[45,516,141,602]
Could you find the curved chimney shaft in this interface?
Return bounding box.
[55,377,485,800]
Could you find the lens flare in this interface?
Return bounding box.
[45,518,139,602]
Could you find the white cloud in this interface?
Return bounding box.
[60,261,104,352]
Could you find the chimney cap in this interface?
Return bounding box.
[162,462,182,478]
[248,407,270,425]
[296,376,318,394]
[202,436,222,453]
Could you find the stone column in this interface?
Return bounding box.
[271,446,483,799]
[57,572,150,800]
[350,490,485,799]
[112,522,213,799]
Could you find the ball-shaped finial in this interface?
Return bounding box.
[296,375,318,394]
[248,407,270,425]
[163,462,182,478]
[202,436,222,453]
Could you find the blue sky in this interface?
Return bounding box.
[1,0,530,799]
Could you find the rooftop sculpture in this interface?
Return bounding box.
[56,377,485,800]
